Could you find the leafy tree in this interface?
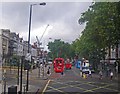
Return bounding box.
[73,2,120,70]
[48,39,75,60]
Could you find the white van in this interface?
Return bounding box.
[82,60,90,74]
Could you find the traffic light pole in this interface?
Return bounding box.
[26,67,29,91]
[20,57,23,93]
[17,59,20,85]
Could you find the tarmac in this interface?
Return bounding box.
[0,65,119,94]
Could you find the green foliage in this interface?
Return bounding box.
[47,39,75,59]
[72,2,120,69]
[10,55,20,66]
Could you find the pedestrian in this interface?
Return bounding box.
[89,70,92,78]
[61,70,65,76]
[99,70,103,80]
[47,68,50,76]
[80,70,82,77]
[61,72,64,75]
[110,71,113,81]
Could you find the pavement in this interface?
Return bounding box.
[1,65,51,94]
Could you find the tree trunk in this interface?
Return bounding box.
[108,46,111,64]
[115,43,118,60]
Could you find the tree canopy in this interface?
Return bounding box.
[72,2,120,69]
[47,39,75,60]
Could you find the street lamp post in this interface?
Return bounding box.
[26,2,46,91]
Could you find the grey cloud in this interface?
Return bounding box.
[1,2,91,44]
[32,2,91,24]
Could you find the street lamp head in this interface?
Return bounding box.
[31,2,46,6]
[39,2,46,6]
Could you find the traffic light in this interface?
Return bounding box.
[24,60,31,70]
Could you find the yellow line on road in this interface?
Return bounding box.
[84,83,113,92]
[42,79,51,94]
[85,82,118,92]
[47,86,68,94]
[105,87,119,92]
[46,84,86,92]
[46,80,87,92]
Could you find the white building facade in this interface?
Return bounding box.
[105,43,120,64]
[0,29,10,94]
[0,29,10,63]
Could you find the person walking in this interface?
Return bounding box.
[47,66,51,76]
[89,70,92,78]
[110,71,113,81]
[80,70,82,77]
[99,70,103,80]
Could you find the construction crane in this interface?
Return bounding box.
[39,24,49,42]
[36,24,49,57]
[36,24,49,47]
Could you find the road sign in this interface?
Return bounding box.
[25,53,31,62]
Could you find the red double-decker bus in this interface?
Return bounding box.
[53,58,64,73]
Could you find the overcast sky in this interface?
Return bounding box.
[0,2,92,50]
